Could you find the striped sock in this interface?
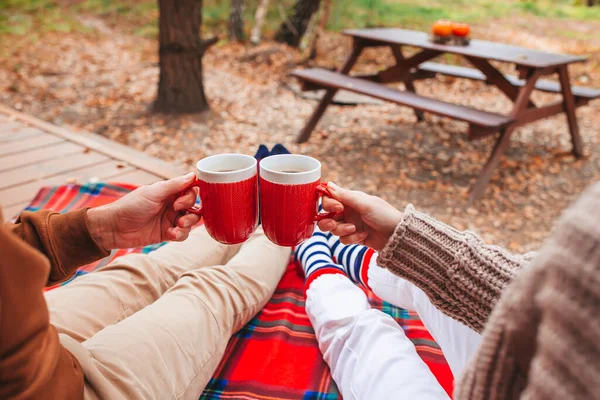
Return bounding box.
[326,233,376,290]
[295,229,345,290]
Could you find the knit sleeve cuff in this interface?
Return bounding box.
[378,205,462,307]
[44,208,110,284]
[377,205,524,332]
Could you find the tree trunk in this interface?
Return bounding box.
[275,0,321,47]
[318,0,332,34]
[228,0,245,41]
[154,0,214,114]
[305,0,331,60]
[299,10,318,55]
[250,0,269,45]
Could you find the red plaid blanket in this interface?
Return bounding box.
[22,183,454,399]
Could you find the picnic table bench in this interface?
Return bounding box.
[291,28,600,203]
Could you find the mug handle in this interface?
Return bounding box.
[314,182,337,222]
[180,179,203,215]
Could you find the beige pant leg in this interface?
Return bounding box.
[79,227,291,400]
[46,226,240,342]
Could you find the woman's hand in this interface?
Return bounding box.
[87,173,200,250]
[318,182,403,252]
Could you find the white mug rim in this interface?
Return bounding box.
[196,153,257,184]
[259,154,321,185]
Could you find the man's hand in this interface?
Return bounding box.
[317,182,403,252]
[87,173,200,250]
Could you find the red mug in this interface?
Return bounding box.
[259,154,335,247]
[182,154,258,244]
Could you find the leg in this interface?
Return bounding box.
[468,126,515,205]
[297,90,337,143]
[296,43,363,143]
[296,230,448,398]
[306,274,450,399]
[46,225,240,342]
[369,265,482,378]
[316,232,482,377]
[75,227,291,399]
[558,65,584,157]
[391,46,424,121]
[468,68,545,203]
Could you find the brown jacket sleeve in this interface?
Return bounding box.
[8,208,110,286]
[1,208,109,398]
[0,222,85,399]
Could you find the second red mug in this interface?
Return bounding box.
[259,154,335,247]
[183,154,258,244]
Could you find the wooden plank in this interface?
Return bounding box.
[0,133,64,157]
[418,62,486,81]
[0,150,108,189]
[0,141,84,172]
[0,159,137,207]
[0,122,23,132]
[417,62,600,100]
[292,68,513,128]
[353,69,436,84]
[0,123,24,135]
[2,202,29,221]
[106,169,163,185]
[343,28,585,68]
[534,79,600,99]
[0,105,183,179]
[0,127,45,143]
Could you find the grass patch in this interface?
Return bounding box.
[0,0,80,35]
[328,0,600,31]
[518,0,600,20]
[1,0,599,40]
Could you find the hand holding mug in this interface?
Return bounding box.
[317,182,403,252]
[182,154,258,244]
[260,155,335,247]
[87,173,202,250]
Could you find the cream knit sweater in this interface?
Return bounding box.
[378,182,600,399]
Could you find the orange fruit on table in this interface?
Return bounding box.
[432,20,453,37]
[452,22,470,37]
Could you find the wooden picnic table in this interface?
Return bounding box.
[291,28,600,203]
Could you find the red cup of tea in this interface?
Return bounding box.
[183,154,258,244]
[259,155,335,247]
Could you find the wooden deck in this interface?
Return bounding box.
[0,105,184,219]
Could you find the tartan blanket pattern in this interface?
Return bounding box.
[23,182,454,399]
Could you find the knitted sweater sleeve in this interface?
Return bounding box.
[377,205,535,333]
